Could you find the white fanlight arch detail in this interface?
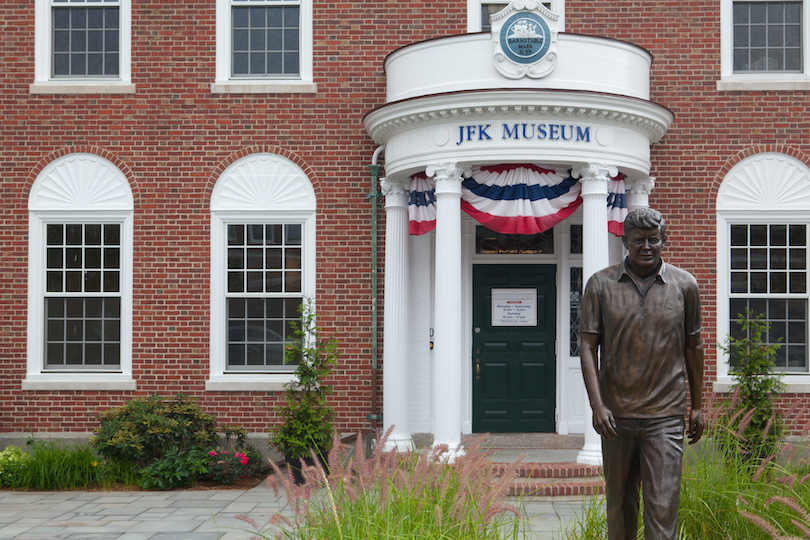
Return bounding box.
[29,153,134,212]
[717,152,810,212]
[211,153,316,213]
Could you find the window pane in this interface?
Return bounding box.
[771,224,787,245]
[104,224,120,245]
[52,6,120,77]
[226,296,301,370]
[790,272,807,293]
[771,272,787,293]
[231,4,300,77]
[750,248,767,268]
[730,219,809,371]
[286,224,301,245]
[44,296,121,370]
[790,224,807,245]
[86,271,102,292]
[225,220,306,370]
[731,272,748,293]
[66,224,82,244]
[247,248,263,269]
[476,225,554,254]
[85,224,101,245]
[786,48,802,70]
[750,272,767,292]
[771,248,787,269]
[731,224,748,246]
[267,224,283,245]
[733,2,803,73]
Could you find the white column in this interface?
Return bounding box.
[428,162,468,458]
[408,233,433,433]
[626,176,656,211]
[381,177,412,451]
[573,163,617,466]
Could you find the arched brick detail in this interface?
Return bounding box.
[23,146,140,205]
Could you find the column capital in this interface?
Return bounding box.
[380,177,411,208]
[572,163,618,196]
[626,176,656,195]
[625,176,656,211]
[426,162,470,195]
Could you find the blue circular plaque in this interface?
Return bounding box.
[499,12,551,65]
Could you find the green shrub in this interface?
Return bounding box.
[92,394,218,469]
[0,446,33,488]
[138,446,210,490]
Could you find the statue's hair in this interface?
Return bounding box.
[623,208,666,238]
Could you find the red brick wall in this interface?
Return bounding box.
[2,0,809,438]
[0,0,465,435]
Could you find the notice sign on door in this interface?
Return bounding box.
[491,289,537,327]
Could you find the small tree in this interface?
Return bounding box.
[268,300,338,460]
[721,309,785,457]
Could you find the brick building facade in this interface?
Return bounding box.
[1,0,809,456]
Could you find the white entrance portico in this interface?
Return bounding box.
[364,2,672,463]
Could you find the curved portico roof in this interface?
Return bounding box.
[364,32,674,181]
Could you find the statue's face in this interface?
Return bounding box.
[624,227,665,274]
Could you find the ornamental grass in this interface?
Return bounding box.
[563,397,810,540]
[238,427,524,540]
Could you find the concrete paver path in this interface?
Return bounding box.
[0,485,584,539]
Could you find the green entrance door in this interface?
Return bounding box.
[472,264,556,433]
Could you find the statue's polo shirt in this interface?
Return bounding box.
[580,258,702,418]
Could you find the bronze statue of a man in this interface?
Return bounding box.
[580,208,704,540]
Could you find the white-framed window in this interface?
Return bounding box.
[468,0,564,32]
[25,153,135,391]
[717,152,810,392]
[32,0,134,94]
[719,0,810,90]
[207,153,316,391]
[212,0,316,94]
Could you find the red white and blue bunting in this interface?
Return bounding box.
[408,164,627,237]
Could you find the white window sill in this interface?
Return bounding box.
[717,77,810,92]
[211,81,318,94]
[713,378,810,394]
[22,376,137,391]
[30,82,136,95]
[206,374,295,392]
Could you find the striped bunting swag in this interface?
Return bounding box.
[408,164,627,236]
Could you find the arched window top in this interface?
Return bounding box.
[29,153,133,212]
[211,153,316,213]
[718,152,810,213]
